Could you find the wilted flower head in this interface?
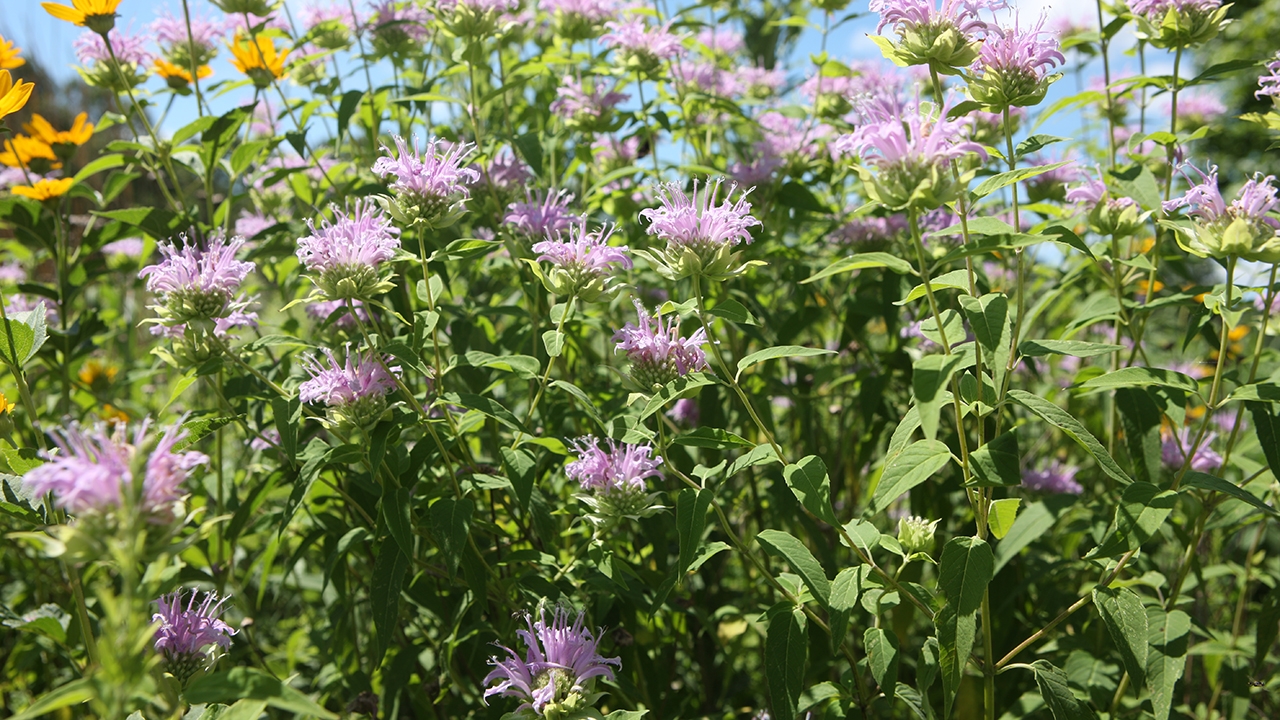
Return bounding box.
[152,589,236,684]
[299,348,399,427]
[297,198,402,300]
[531,220,631,301]
[140,233,255,325]
[1162,426,1223,472]
[506,189,576,238]
[484,606,621,717]
[1257,52,1280,100]
[23,419,208,517]
[602,17,684,74]
[373,135,480,228]
[1127,0,1228,48]
[836,95,987,210]
[1163,164,1280,261]
[870,0,1007,74]
[638,178,761,279]
[613,300,708,388]
[969,17,1064,108]
[1022,460,1084,494]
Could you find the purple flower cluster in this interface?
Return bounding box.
[370,0,432,44]
[1162,427,1223,473]
[550,76,629,125]
[139,233,255,323]
[871,0,1003,37]
[839,96,987,173]
[1258,52,1280,99]
[640,179,760,254]
[152,589,236,682]
[373,135,480,226]
[1127,0,1221,20]
[697,27,744,55]
[296,199,401,299]
[299,348,399,408]
[1165,164,1280,226]
[23,419,208,517]
[602,17,684,67]
[506,189,577,238]
[74,29,152,66]
[301,1,363,30]
[613,300,708,387]
[565,436,662,494]
[307,299,371,330]
[151,11,225,52]
[480,150,532,192]
[484,607,621,716]
[1022,460,1084,494]
[969,18,1064,107]
[533,222,631,275]
[832,214,907,249]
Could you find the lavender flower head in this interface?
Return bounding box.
[1258,52,1280,100]
[833,214,908,251]
[667,398,699,426]
[835,95,987,211]
[638,178,761,280]
[369,0,432,56]
[1022,460,1084,494]
[480,150,532,192]
[969,17,1065,108]
[506,189,577,238]
[602,17,685,74]
[613,300,708,388]
[869,0,1007,74]
[299,348,399,428]
[301,2,362,49]
[139,233,255,326]
[297,198,402,300]
[566,436,662,494]
[1067,174,1144,236]
[23,419,208,518]
[547,0,618,39]
[531,220,631,301]
[151,11,224,65]
[152,589,236,684]
[74,29,152,66]
[373,135,480,228]
[697,27,745,55]
[307,299,370,331]
[1162,426,1223,473]
[102,238,146,259]
[550,76,629,130]
[1163,164,1280,261]
[484,607,622,717]
[1126,0,1227,48]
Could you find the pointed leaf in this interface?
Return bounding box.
[758,529,832,607]
[784,455,837,525]
[939,536,993,615]
[871,440,953,513]
[1088,482,1177,558]
[1146,609,1191,720]
[987,498,1021,539]
[913,354,963,441]
[1031,659,1098,720]
[1009,390,1132,484]
[766,607,808,720]
[1093,587,1149,687]
[864,627,900,692]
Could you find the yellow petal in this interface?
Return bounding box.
[41,3,86,25]
[0,80,34,117]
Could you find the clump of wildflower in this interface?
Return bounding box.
[1257,52,1280,100]
[1175,92,1226,130]
[547,0,617,40]
[140,233,255,328]
[74,29,150,90]
[153,589,236,685]
[897,514,940,554]
[967,17,1064,108]
[602,17,684,75]
[1162,426,1223,472]
[372,135,480,228]
[1066,174,1146,237]
[869,0,1007,75]
[531,221,631,301]
[302,2,362,50]
[297,198,402,301]
[566,436,664,526]
[484,606,622,718]
[152,11,223,70]
[299,348,399,429]
[637,178,762,281]
[1162,164,1280,262]
[550,76,628,132]
[835,95,987,211]
[613,300,708,388]
[479,150,531,192]
[505,189,576,238]
[23,419,208,518]
[1127,0,1229,49]
[369,0,432,58]
[1022,460,1084,494]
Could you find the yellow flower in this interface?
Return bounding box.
[79,358,119,389]
[0,35,25,70]
[101,403,129,424]
[154,58,213,88]
[228,33,289,88]
[0,136,62,172]
[0,70,34,121]
[0,392,11,414]
[41,0,122,32]
[11,178,75,201]
[23,113,94,149]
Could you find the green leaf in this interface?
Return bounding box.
[1226,383,1280,403]
[765,607,808,720]
[336,89,364,140]
[1254,585,1280,671]
[897,269,971,306]
[1018,339,1125,358]
[383,487,414,557]
[959,293,1011,391]
[1248,402,1280,482]
[500,446,536,510]
[1088,482,1177,558]
[1146,609,1191,720]
[777,180,830,213]
[987,498,1021,539]
[708,298,756,325]
[758,529,832,607]
[685,541,730,576]
[0,316,34,366]
[185,668,338,718]
[443,393,526,432]
[1108,165,1162,212]
[71,153,124,183]
[429,498,474,576]
[864,627,900,692]
[802,252,915,284]
[1116,388,1164,485]
[676,488,713,576]
[912,353,963,441]
[871,440,953,513]
[1093,587,1149,687]
[784,455,838,526]
[973,161,1073,199]
[1182,471,1279,517]
[513,132,544,176]
[7,679,92,720]
[938,537,993,616]
[936,605,975,719]
[672,427,754,450]
[1031,659,1098,720]
[639,373,716,420]
[219,699,271,720]
[969,428,1022,487]
[828,567,860,650]
[736,346,835,378]
[1016,134,1069,159]
[370,541,410,667]
[95,207,182,239]
[1076,367,1200,394]
[1009,390,1133,485]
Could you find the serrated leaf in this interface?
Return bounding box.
[707,298,757,325]
[676,488,713,576]
[428,498,473,574]
[766,607,808,720]
[936,605,975,719]
[383,486,414,557]
[639,373,716,420]
[864,627,900,692]
[1009,390,1132,485]
[1089,482,1177,558]
[969,428,1022,487]
[1076,367,1200,394]
[872,440,953,513]
[1031,659,1098,720]
[758,529,831,607]
[938,536,993,615]
[1182,471,1279,517]
[973,161,1073,199]
[1146,609,1191,720]
[784,455,837,525]
[960,293,1011,391]
[1116,388,1163,485]
[1093,586,1149,687]
[828,567,860,650]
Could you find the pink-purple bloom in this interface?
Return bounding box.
[297,199,401,273]
[74,29,152,66]
[370,0,432,46]
[1162,426,1223,473]
[298,348,399,407]
[484,607,621,716]
[602,17,685,66]
[667,398,699,426]
[1258,52,1280,99]
[550,76,629,125]
[102,238,146,258]
[531,221,631,299]
[1164,164,1280,226]
[152,589,236,681]
[480,150,532,192]
[1022,460,1084,494]
[969,17,1064,106]
[307,299,370,330]
[838,95,988,171]
[151,11,224,52]
[139,233,255,323]
[640,179,761,254]
[506,189,577,238]
[833,214,908,249]
[23,419,208,517]
[373,135,480,225]
[1127,0,1221,20]
[613,300,709,387]
[871,0,1004,36]
[565,436,662,494]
